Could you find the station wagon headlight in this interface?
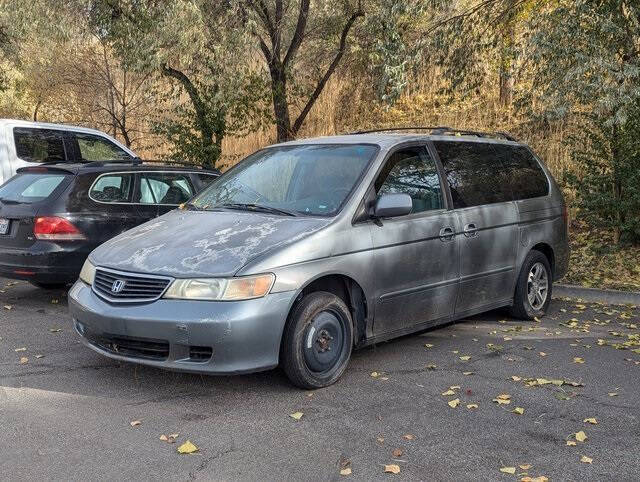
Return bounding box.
[163,274,275,301]
[79,259,96,285]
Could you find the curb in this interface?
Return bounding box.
[553,284,640,306]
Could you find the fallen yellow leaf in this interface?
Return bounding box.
[512,407,524,415]
[608,392,618,397]
[448,398,460,408]
[289,411,304,421]
[583,418,598,425]
[575,431,587,442]
[424,344,433,348]
[14,347,26,352]
[519,464,532,470]
[580,455,592,464]
[463,371,474,375]
[459,355,471,361]
[511,376,522,381]
[130,420,141,427]
[370,371,379,378]
[4,305,12,310]
[466,404,478,409]
[177,440,199,454]
[384,464,400,474]
[160,434,168,441]
[392,448,403,457]
[402,434,414,440]
[573,357,585,364]
[500,467,516,474]
[539,352,547,357]
[340,468,352,476]
[19,357,28,364]
[441,389,456,396]
[521,477,548,482]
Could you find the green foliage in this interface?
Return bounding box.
[567,109,640,244]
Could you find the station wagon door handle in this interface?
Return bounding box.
[463,223,479,237]
[439,226,455,242]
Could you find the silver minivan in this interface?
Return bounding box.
[69,129,569,388]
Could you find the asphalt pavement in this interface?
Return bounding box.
[1,277,639,481]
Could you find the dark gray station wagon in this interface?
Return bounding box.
[69,128,569,388]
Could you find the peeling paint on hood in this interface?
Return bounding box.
[89,209,331,278]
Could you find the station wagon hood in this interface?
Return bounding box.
[88,209,331,278]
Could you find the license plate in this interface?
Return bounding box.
[0,218,9,235]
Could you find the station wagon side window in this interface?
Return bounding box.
[492,145,549,200]
[139,172,194,205]
[375,147,443,213]
[14,128,66,163]
[89,173,135,203]
[72,133,131,161]
[433,141,512,208]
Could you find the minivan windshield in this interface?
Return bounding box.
[0,172,69,204]
[191,144,377,216]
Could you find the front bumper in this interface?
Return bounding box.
[68,280,297,375]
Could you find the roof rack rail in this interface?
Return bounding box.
[348,126,517,141]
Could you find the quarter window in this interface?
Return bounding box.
[493,145,549,200]
[139,173,194,205]
[73,133,131,161]
[14,128,66,163]
[375,147,443,213]
[433,141,512,208]
[89,173,135,203]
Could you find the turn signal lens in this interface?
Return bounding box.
[34,216,85,240]
[224,274,274,300]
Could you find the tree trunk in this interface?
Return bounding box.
[498,21,515,107]
[269,63,293,142]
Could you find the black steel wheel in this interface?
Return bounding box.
[281,291,353,389]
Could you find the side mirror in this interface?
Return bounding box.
[372,193,413,218]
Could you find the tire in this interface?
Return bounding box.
[281,291,353,389]
[29,281,68,290]
[509,250,552,320]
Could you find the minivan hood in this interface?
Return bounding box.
[89,209,331,278]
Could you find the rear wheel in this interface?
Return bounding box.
[281,291,353,389]
[509,250,552,320]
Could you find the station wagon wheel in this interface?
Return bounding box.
[509,250,553,320]
[281,291,353,389]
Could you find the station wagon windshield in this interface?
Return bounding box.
[190,144,377,216]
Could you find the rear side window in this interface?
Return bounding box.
[375,147,443,213]
[89,173,135,203]
[73,133,131,161]
[139,172,194,205]
[0,173,68,203]
[433,141,512,208]
[14,128,66,163]
[493,145,549,200]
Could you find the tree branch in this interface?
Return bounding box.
[283,0,310,67]
[291,6,363,135]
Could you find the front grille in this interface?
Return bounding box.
[93,268,172,302]
[86,332,169,360]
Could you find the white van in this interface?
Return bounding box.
[0,119,138,185]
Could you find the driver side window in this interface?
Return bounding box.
[375,147,443,213]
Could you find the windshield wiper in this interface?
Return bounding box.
[219,203,298,217]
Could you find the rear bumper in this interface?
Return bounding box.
[68,280,297,375]
[0,241,91,283]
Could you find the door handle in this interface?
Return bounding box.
[439,226,454,242]
[463,223,479,237]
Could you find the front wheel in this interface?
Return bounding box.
[281,291,353,389]
[509,250,552,320]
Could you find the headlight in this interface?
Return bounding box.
[79,259,96,285]
[163,273,275,301]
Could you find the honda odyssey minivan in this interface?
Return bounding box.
[69,128,569,388]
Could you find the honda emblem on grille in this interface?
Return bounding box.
[111,279,126,293]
